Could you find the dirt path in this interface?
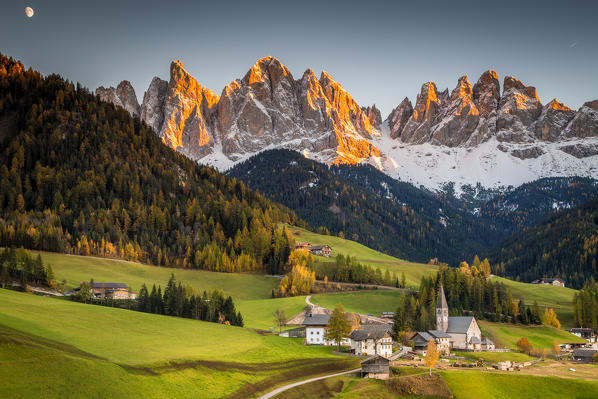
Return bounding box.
[257,368,361,399]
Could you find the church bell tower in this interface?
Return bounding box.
[436,285,449,332]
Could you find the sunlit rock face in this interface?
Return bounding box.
[496,76,543,142]
[96,80,140,118]
[563,100,598,139]
[363,105,382,130]
[534,99,575,141]
[387,97,413,139]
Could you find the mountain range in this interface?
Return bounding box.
[97,57,598,191]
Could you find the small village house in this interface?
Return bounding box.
[360,355,390,380]
[572,348,597,363]
[349,324,393,358]
[73,282,136,300]
[295,242,312,250]
[530,278,565,287]
[380,312,394,320]
[309,245,332,257]
[568,328,596,343]
[302,313,351,346]
[412,330,451,355]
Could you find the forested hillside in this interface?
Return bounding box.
[228,150,487,264]
[0,53,299,274]
[488,197,598,289]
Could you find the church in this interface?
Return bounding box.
[413,285,494,353]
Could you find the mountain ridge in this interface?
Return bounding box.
[97,57,598,191]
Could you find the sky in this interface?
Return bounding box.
[1,0,597,117]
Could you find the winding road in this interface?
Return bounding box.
[257,368,361,399]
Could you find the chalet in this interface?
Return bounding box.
[73,282,136,300]
[568,328,596,343]
[302,313,350,346]
[412,330,451,355]
[360,355,390,380]
[349,324,393,358]
[380,312,394,320]
[295,242,312,250]
[530,278,565,287]
[572,348,597,363]
[309,245,332,257]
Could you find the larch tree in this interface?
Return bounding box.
[425,339,439,376]
[273,309,287,333]
[326,305,352,351]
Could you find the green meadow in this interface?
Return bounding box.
[0,289,358,398]
[286,225,438,288]
[310,290,402,316]
[479,321,585,350]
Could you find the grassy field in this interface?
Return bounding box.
[453,351,535,363]
[310,290,402,316]
[28,250,278,301]
[236,296,308,330]
[491,276,577,327]
[286,225,438,288]
[0,289,359,398]
[276,375,397,399]
[440,370,598,399]
[479,321,585,350]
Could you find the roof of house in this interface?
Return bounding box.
[532,278,565,283]
[436,285,448,309]
[310,245,331,250]
[481,338,494,345]
[302,314,330,326]
[90,282,128,289]
[428,329,451,339]
[469,336,481,344]
[447,316,475,334]
[295,242,311,247]
[572,349,596,357]
[569,328,594,333]
[361,354,390,365]
[413,332,432,342]
[349,324,391,341]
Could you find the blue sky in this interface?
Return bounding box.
[2,0,597,116]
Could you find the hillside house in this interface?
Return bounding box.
[302,313,350,346]
[361,355,390,380]
[531,278,565,287]
[572,349,597,363]
[380,312,394,320]
[412,330,451,355]
[73,282,136,300]
[295,242,312,250]
[568,328,596,343]
[310,245,332,257]
[349,324,393,358]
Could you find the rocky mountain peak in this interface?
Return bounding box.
[363,104,382,129]
[96,80,140,118]
[547,98,572,111]
[472,70,500,118]
[140,77,168,134]
[387,97,413,139]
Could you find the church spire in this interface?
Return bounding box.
[436,285,449,332]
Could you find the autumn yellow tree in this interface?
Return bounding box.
[552,340,561,358]
[425,339,439,376]
[542,308,561,328]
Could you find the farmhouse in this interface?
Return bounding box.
[302,313,350,346]
[360,355,390,380]
[295,242,312,250]
[568,328,596,343]
[309,245,332,257]
[73,282,136,300]
[412,330,451,355]
[572,348,597,363]
[531,278,565,287]
[349,324,393,358]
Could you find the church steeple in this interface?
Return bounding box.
[436,285,449,332]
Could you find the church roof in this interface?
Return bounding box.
[436,285,448,309]
[446,316,475,334]
[428,329,451,338]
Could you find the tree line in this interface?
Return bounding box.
[73,274,243,327]
[0,53,298,275]
[0,247,55,289]
[573,279,598,330]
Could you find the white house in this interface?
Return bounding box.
[302,313,351,346]
[349,324,393,357]
[531,278,565,287]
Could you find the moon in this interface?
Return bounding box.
[25,7,34,18]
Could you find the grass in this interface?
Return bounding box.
[275,375,398,399]
[28,250,279,300]
[452,351,535,363]
[0,289,359,398]
[479,321,585,350]
[440,369,598,399]
[310,290,402,316]
[491,276,578,327]
[286,225,438,288]
[236,296,308,330]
